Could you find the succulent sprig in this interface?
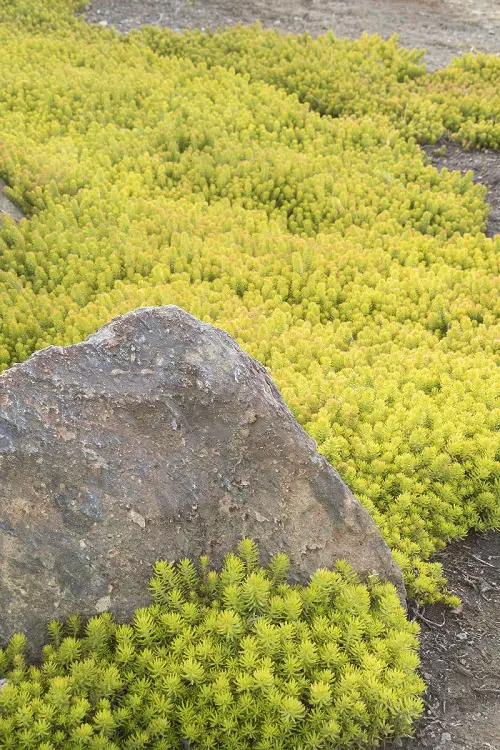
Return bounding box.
[0,544,424,748]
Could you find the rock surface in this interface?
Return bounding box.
[0,179,23,222]
[0,306,404,654]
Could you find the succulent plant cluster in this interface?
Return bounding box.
[0,541,424,749]
[140,22,500,148]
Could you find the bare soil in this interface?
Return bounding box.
[385,530,500,750]
[423,142,500,238]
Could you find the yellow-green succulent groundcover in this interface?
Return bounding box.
[0,0,498,744]
[0,542,424,749]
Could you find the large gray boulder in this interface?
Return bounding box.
[0,306,404,654]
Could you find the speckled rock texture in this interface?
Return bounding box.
[0,306,404,654]
[0,178,23,222]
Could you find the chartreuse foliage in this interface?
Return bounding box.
[0,541,424,749]
[0,0,499,609]
[139,23,500,148]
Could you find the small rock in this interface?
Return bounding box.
[440,732,452,744]
[0,178,24,222]
[457,631,468,640]
[128,509,146,528]
[95,596,111,613]
[0,679,8,691]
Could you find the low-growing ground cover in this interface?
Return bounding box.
[0,1,499,743]
[0,542,424,749]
